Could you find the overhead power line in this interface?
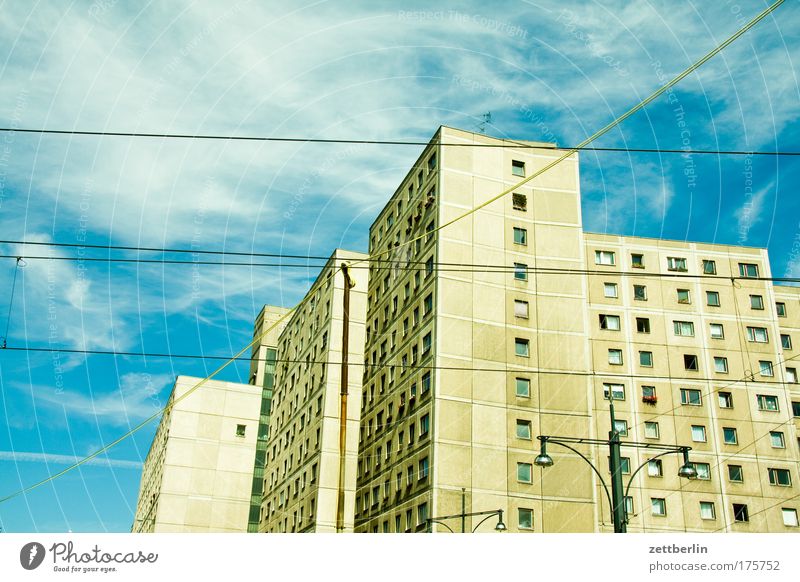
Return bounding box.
[0,127,796,156]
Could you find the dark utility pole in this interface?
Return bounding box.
[335,264,355,532]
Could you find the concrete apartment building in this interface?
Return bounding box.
[132,376,261,532]
[352,126,800,533]
[258,249,368,532]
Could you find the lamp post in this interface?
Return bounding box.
[534,398,696,533]
[425,488,507,533]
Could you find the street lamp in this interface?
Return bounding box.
[425,488,506,533]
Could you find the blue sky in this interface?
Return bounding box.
[0,1,798,532]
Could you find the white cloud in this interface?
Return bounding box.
[0,450,141,470]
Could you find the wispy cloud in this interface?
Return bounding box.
[0,450,141,470]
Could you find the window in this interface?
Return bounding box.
[604,282,618,298]
[515,377,530,397]
[776,302,787,317]
[511,160,525,177]
[710,323,725,339]
[667,257,687,271]
[702,259,717,275]
[515,338,530,357]
[517,462,532,483]
[417,502,429,526]
[512,193,527,211]
[427,153,436,172]
[739,263,759,278]
[792,401,800,417]
[644,421,660,439]
[746,326,768,343]
[690,425,706,443]
[733,503,749,523]
[639,351,653,367]
[516,420,532,440]
[757,394,779,411]
[602,383,625,401]
[631,253,644,268]
[599,314,620,330]
[750,294,764,310]
[613,419,628,436]
[423,293,433,315]
[788,368,798,383]
[648,459,663,477]
[420,414,429,436]
[677,289,691,304]
[513,227,527,245]
[636,317,650,333]
[714,356,728,373]
[684,354,699,371]
[624,496,634,516]
[700,501,716,520]
[609,456,631,474]
[633,284,647,300]
[706,291,720,306]
[651,498,666,516]
[681,388,702,406]
[759,361,774,377]
[425,256,434,276]
[518,508,534,530]
[770,431,785,448]
[674,320,695,336]
[514,262,528,281]
[595,250,616,265]
[781,334,792,349]
[608,349,623,365]
[419,457,429,480]
[783,508,799,527]
[693,462,711,480]
[514,300,529,319]
[768,468,792,486]
[718,392,733,408]
[422,332,432,355]
[728,464,744,482]
[421,372,431,393]
[642,385,656,399]
[236,424,246,437]
[723,427,738,445]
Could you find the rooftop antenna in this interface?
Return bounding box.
[476,112,492,134]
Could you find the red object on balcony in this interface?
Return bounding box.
[642,395,658,404]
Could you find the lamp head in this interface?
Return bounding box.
[678,447,697,479]
[494,510,507,532]
[534,453,554,467]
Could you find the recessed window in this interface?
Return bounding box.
[776,302,787,317]
[691,425,707,442]
[680,388,702,406]
[789,368,799,384]
[792,401,800,417]
[631,253,644,268]
[783,508,799,527]
[702,259,717,275]
[421,372,431,393]
[636,317,650,333]
[608,456,631,474]
[614,419,628,436]
[674,320,695,336]
[604,283,618,298]
[739,263,759,278]
[420,414,430,436]
[693,462,711,480]
[642,385,657,402]
[236,424,247,437]
[651,498,666,516]
[608,349,623,365]
[700,501,716,520]
[595,250,616,266]
[625,496,634,516]
[639,351,653,367]
[644,421,660,439]
[603,383,625,401]
[768,468,792,487]
[770,431,785,448]
[515,377,531,397]
[714,356,728,373]
[723,427,738,444]
[513,227,527,245]
[710,323,725,339]
[515,338,530,357]
[427,153,437,172]
[684,354,699,371]
[599,314,620,330]
[514,263,528,281]
[706,291,720,306]
[512,160,525,177]
[514,300,529,319]
[733,503,749,523]
[718,392,733,409]
[422,332,432,355]
[746,326,768,343]
[781,334,792,350]
[757,394,779,411]
[518,508,534,530]
[633,284,647,301]
[517,462,532,483]
[677,289,691,304]
[648,459,663,477]
[667,257,687,271]
[424,293,433,315]
[728,464,744,482]
[512,193,527,211]
[759,361,774,377]
[516,420,532,440]
[750,295,764,310]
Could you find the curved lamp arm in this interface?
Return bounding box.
[544,440,613,514]
[471,510,502,533]
[426,518,455,533]
[623,449,678,502]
